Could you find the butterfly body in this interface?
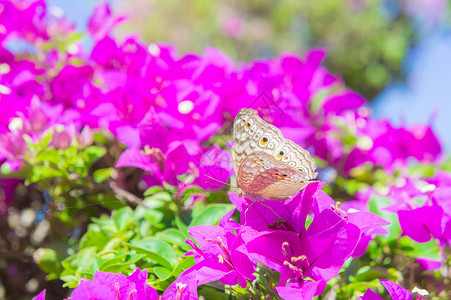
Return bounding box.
[232,108,318,201]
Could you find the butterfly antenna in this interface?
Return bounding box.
[242,200,283,226]
[205,175,232,188]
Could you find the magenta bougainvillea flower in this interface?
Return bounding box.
[0,178,22,212]
[275,279,326,300]
[311,189,390,257]
[398,205,443,243]
[1,0,444,189]
[207,183,388,298]
[353,173,451,271]
[381,176,450,246]
[359,279,429,300]
[160,272,199,300]
[32,269,158,300]
[0,0,49,42]
[71,269,158,300]
[116,142,194,187]
[2,0,443,208]
[197,144,233,190]
[32,289,46,300]
[369,123,442,170]
[231,183,388,263]
[162,210,256,299]
[87,2,126,41]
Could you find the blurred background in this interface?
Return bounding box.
[49,0,451,149]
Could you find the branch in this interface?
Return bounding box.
[107,180,146,207]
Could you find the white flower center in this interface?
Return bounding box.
[178,100,194,114]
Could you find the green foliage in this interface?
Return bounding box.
[21,131,107,209]
[190,203,233,226]
[34,248,64,281]
[59,189,232,290]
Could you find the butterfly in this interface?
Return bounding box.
[232,108,318,201]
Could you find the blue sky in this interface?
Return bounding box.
[47,0,112,31]
[373,31,451,151]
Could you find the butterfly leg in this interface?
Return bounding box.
[242,200,255,227]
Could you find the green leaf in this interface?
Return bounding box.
[156,229,192,252]
[112,207,134,232]
[34,148,62,166]
[143,191,172,209]
[90,193,125,210]
[37,129,53,149]
[81,145,106,167]
[144,185,165,196]
[128,238,176,269]
[198,286,231,299]
[341,280,382,296]
[93,168,113,183]
[310,84,343,113]
[153,266,172,281]
[60,274,80,288]
[399,237,441,259]
[142,209,165,228]
[99,253,146,273]
[81,217,117,247]
[28,166,64,183]
[352,266,391,282]
[60,246,99,287]
[175,216,191,239]
[190,204,233,226]
[66,32,84,44]
[169,256,194,278]
[34,248,63,280]
[102,237,128,252]
[179,185,204,200]
[440,157,451,172]
[153,256,194,282]
[73,247,98,271]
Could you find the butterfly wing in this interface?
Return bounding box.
[237,151,313,201]
[232,108,263,174]
[232,108,317,181]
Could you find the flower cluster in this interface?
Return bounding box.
[360,171,451,271]
[33,269,158,300]
[1,0,449,299]
[1,1,441,198]
[165,182,388,299]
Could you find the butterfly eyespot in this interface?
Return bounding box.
[259,136,269,146]
[276,151,285,159]
[246,122,251,129]
[289,161,296,167]
[241,119,246,125]
[264,165,271,169]
[282,155,290,162]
